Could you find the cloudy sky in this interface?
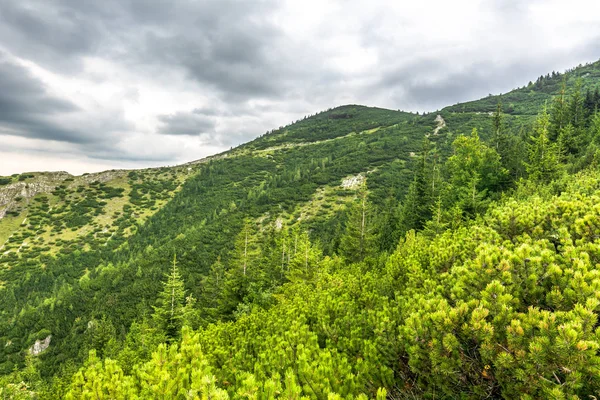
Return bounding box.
[1,0,599,175]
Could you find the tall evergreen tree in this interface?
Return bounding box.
[549,78,568,141]
[415,138,434,222]
[591,110,600,144]
[567,79,585,129]
[396,178,421,235]
[220,221,262,315]
[378,195,401,252]
[152,254,186,342]
[287,231,321,282]
[200,256,225,321]
[339,188,378,264]
[397,138,439,235]
[492,100,505,151]
[525,107,561,183]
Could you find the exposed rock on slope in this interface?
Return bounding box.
[29,335,51,356]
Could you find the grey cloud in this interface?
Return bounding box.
[379,61,523,110]
[0,55,88,142]
[0,1,103,71]
[157,110,216,136]
[0,52,133,151]
[158,104,276,147]
[134,1,306,102]
[370,36,600,112]
[145,33,281,99]
[0,0,300,101]
[87,147,178,163]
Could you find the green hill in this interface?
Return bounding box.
[2,59,600,399]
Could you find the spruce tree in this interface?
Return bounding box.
[397,138,438,235]
[567,79,585,129]
[220,221,262,315]
[492,100,505,151]
[199,257,225,321]
[591,111,600,144]
[287,231,321,282]
[415,138,434,223]
[339,188,378,264]
[397,179,421,235]
[378,195,401,252]
[152,254,186,342]
[525,107,561,183]
[549,78,568,141]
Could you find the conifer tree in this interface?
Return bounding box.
[525,108,561,183]
[287,230,321,282]
[492,100,505,150]
[199,256,225,320]
[257,225,289,287]
[590,110,600,144]
[415,138,435,222]
[339,188,378,263]
[220,221,262,315]
[378,195,401,252]
[84,315,119,360]
[567,79,585,129]
[232,220,260,277]
[152,254,186,342]
[397,178,421,235]
[182,294,202,329]
[397,138,439,234]
[117,318,161,374]
[549,78,568,140]
[422,196,448,237]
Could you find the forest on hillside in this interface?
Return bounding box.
[2,65,600,398]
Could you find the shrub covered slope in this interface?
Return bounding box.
[2,60,600,399]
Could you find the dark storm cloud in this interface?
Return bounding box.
[157,109,217,136]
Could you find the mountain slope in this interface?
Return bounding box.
[1,59,600,398]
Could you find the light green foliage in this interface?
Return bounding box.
[444,128,507,216]
[66,329,229,400]
[59,168,600,399]
[66,350,137,399]
[286,230,322,282]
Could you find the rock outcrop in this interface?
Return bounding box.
[29,335,51,356]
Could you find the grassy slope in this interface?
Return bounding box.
[0,167,192,264]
